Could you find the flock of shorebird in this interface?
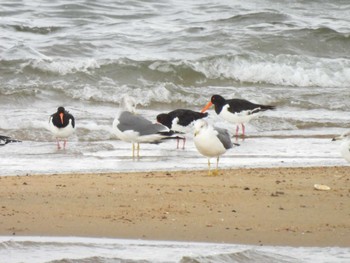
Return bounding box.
[1,94,349,175]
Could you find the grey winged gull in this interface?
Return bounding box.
[193,119,234,176]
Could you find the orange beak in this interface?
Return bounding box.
[59,112,64,124]
[201,101,213,113]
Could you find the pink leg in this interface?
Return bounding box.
[176,138,179,149]
[56,139,61,149]
[63,139,67,149]
[242,124,245,138]
[235,125,239,138]
[182,137,186,149]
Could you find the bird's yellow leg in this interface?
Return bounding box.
[137,143,140,157]
[212,157,219,176]
[207,159,218,176]
[207,159,211,176]
[132,143,135,158]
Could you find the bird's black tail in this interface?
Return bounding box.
[0,135,21,146]
[260,105,276,111]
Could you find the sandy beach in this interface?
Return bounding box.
[0,166,349,247]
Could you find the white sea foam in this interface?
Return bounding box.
[27,58,101,75]
[191,55,350,88]
[0,236,349,263]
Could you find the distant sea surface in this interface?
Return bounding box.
[1,1,350,261]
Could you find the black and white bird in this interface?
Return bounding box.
[49,106,75,149]
[0,135,21,146]
[156,109,208,149]
[201,94,275,138]
[193,119,233,176]
[332,131,350,163]
[113,96,184,157]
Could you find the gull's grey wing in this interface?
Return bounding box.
[214,127,232,150]
[117,111,168,135]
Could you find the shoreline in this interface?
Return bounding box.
[0,166,349,247]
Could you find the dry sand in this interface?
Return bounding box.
[0,166,349,247]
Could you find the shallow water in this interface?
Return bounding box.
[0,236,349,263]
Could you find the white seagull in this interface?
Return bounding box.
[332,131,350,163]
[201,94,275,139]
[193,119,233,176]
[49,106,75,149]
[113,96,183,157]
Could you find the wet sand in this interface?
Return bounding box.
[0,166,349,247]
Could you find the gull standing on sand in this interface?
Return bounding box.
[156,109,208,149]
[113,96,183,157]
[193,119,233,176]
[201,94,275,138]
[332,131,350,163]
[49,106,75,149]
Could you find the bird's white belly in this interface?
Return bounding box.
[115,129,140,143]
[220,105,259,124]
[49,122,75,138]
[113,120,163,143]
[172,119,193,134]
[194,133,226,158]
[340,142,350,163]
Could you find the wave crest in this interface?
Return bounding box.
[189,54,350,88]
[180,249,299,263]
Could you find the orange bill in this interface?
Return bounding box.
[59,112,64,124]
[201,101,213,113]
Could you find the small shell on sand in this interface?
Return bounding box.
[314,184,331,191]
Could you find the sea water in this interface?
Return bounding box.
[0,236,349,263]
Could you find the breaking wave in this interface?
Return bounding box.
[2,54,350,89]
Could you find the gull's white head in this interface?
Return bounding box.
[332,131,350,141]
[121,95,137,113]
[194,119,208,136]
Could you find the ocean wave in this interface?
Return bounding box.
[25,58,101,75]
[180,249,299,263]
[7,54,349,89]
[1,44,51,61]
[189,54,350,88]
[296,27,350,42]
[10,24,64,35]
[48,256,152,263]
[215,11,289,25]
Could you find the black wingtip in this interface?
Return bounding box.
[263,105,276,111]
[0,135,21,146]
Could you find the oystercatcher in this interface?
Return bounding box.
[201,94,275,138]
[49,106,75,149]
[156,109,208,149]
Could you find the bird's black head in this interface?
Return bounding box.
[156,113,172,129]
[57,106,65,113]
[211,94,226,105]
